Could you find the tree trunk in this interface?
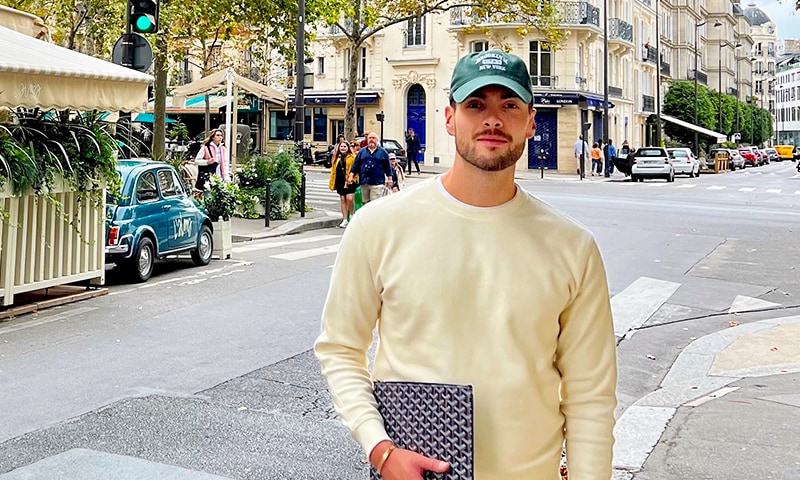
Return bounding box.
[152,32,168,161]
[344,43,362,141]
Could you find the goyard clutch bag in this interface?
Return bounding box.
[370,381,474,480]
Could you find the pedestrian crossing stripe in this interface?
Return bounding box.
[738,187,755,192]
[707,185,726,190]
[765,188,782,194]
[232,234,341,254]
[676,184,696,188]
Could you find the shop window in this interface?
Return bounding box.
[313,108,328,142]
[269,110,293,140]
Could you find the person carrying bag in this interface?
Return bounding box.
[194,129,229,191]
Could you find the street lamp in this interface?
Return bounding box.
[694,19,722,154]
[733,42,742,143]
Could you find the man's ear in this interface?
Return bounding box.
[445,105,455,137]
[526,108,536,139]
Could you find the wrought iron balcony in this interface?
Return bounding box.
[558,2,600,28]
[609,86,624,98]
[608,18,633,43]
[660,60,671,76]
[689,69,708,85]
[642,94,655,113]
[449,6,525,26]
[530,75,558,88]
[642,45,657,64]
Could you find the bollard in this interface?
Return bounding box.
[264,179,271,227]
[300,172,306,218]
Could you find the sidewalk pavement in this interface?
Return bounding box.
[612,314,800,478]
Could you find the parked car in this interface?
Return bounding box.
[748,146,769,165]
[774,144,797,161]
[726,149,746,170]
[666,147,700,177]
[762,147,779,163]
[106,159,214,282]
[354,137,408,168]
[737,147,758,167]
[631,147,675,182]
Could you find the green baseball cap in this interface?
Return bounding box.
[450,50,533,104]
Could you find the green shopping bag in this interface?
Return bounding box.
[354,186,363,212]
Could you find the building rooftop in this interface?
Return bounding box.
[743,3,773,26]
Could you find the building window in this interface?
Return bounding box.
[313,107,328,142]
[755,80,762,94]
[471,40,489,52]
[529,41,553,86]
[406,16,425,46]
[357,107,364,135]
[317,57,325,74]
[269,111,293,140]
[304,108,312,136]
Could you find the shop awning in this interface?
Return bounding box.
[171,68,287,108]
[286,91,382,105]
[134,112,176,123]
[661,114,726,143]
[0,25,152,111]
[534,92,614,109]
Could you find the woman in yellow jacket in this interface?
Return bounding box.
[329,141,357,228]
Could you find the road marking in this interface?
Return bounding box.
[707,185,726,190]
[610,277,681,338]
[796,190,800,195]
[728,295,782,314]
[738,187,756,192]
[0,307,98,335]
[232,234,341,254]
[613,405,676,470]
[647,183,669,187]
[684,386,740,407]
[676,184,696,188]
[270,243,340,260]
[765,188,782,194]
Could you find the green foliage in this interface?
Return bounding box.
[272,151,302,199]
[201,174,239,221]
[168,123,189,141]
[235,187,262,219]
[238,155,276,190]
[269,179,292,220]
[234,152,302,219]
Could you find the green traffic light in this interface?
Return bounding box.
[134,15,154,32]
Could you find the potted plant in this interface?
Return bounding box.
[201,174,238,259]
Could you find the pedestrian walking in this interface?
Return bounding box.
[388,153,405,192]
[605,139,617,176]
[405,127,422,174]
[625,146,637,178]
[590,142,603,176]
[573,135,590,176]
[194,129,228,191]
[316,49,617,480]
[329,141,357,228]
[347,131,392,204]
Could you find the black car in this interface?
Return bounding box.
[354,137,408,168]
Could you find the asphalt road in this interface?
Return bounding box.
[1,161,799,479]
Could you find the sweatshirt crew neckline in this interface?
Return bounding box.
[434,175,527,220]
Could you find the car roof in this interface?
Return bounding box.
[116,158,171,179]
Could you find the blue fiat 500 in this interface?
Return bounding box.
[106,160,214,282]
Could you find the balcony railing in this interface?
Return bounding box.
[642,45,657,64]
[689,69,708,85]
[660,60,671,76]
[609,85,624,98]
[530,75,558,88]
[608,18,633,43]
[642,94,655,112]
[558,2,600,28]
[449,6,527,26]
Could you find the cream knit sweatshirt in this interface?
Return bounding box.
[315,177,617,479]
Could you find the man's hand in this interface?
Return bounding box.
[369,441,449,480]
[347,173,355,185]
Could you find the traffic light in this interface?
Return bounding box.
[129,0,159,34]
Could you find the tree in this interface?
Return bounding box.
[663,81,717,147]
[317,0,564,140]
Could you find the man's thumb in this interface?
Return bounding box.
[420,456,450,473]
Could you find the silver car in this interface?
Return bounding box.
[666,147,700,177]
[631,147,675,182]
[726,149,745,170]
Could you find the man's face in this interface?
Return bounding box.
[408,128,414,135]
[444,85,535,172]
[367,133,379,148]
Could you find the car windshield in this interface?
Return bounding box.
[670,150,688,157]
[637,148,664,157]
[382,140,401,150]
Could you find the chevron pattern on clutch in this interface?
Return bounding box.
[370,381,474,480]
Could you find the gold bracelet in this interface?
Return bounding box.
[376,443,396,476]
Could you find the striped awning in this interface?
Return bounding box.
[0,24,152,111]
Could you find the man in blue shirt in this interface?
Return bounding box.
[605,139,617,176]
[348,131,392,203]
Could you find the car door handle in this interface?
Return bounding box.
[163,205,171,211]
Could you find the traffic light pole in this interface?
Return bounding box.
[122,0,134,68]
[293,0,306,218]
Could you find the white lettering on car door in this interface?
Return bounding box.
[173,216,193,240]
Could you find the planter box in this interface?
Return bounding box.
[212,219,232,260]
[1,182,105,306]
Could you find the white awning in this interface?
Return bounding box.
[0,25,153,112]
[661,114,727,143]
[171,68,287,108]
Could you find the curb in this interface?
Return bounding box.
[232,214,341,242]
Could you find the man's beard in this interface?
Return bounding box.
[455,130,525,172]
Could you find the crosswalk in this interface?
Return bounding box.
[232,234,342,260]
[305,178,341,209]
[641,183,800,195]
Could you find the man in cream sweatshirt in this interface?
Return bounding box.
[315,50,617,480]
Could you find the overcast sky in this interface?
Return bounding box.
[754,0,800,40]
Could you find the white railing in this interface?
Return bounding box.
[0,180,105,306]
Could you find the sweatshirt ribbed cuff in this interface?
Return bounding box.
[354,418,391,457]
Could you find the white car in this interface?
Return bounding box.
[631,147,675,182]
[726,149,745,170]
[666,147,700,177]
